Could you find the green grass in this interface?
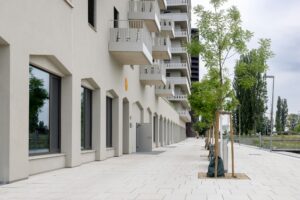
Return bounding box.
[239,135,300,150]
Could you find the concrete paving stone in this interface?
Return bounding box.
[135,193,166,200]
[0,139,300,200]
[222,194,250,200]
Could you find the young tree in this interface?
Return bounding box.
[287,114,299,131]
[233,39,273,135]
[188,0,252,111]
[275,96,282,132]
[281,98,288,131]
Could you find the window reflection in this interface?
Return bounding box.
[29,66,50,154]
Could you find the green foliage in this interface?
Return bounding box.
[188,0,250,124]
[295,124,300,133]
[233,40,273,135]
[275,97,289,132]
[287,114,300,131]
[189,70,238,131]
[275,96,282,132]
[281,99,288,131]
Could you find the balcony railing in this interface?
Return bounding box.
[161,13,189,22]
[153,36,172,60]
[167,0,188,6]
[167,94,187,101]
[165,62,188,69]
[160,19,175,38]
[140,64,167,86]
[109,20,153,65]
[155,82,175,97]
[171,46,187,54]
[175,30,188,38]
[128,0,161,32]
[167,76,191,94]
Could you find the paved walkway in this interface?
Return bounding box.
[0,138,300,200]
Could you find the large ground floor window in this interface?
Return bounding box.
[81,87,92,150]
[29,65,61,155]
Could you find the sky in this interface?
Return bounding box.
[191,0,300,115]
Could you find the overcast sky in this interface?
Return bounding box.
[191,0,300,115]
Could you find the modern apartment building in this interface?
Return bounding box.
[186,28,199,137]
[0,0,191,184]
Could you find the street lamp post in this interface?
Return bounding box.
[265,75,275,151]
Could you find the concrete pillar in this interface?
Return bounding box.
[122,98,130,154]
[0,44,29,183]
[96,89,107,160]
[61,75,81,168]
[92,88,102,160]
[112,96,122,157]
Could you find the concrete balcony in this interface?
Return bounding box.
[165,62,188,72]
[178,110,191,122]
[161,13,188,23]
[140,64,167,86]
[174,30,188,42]
[167,76,191,95]
[161,13,190,37]
[160,19,175,38]
[158,0,167,9]
[171,46,188,60]
[128,0,161,32]
[166,94,190,108]
[153,36,172,60]
[109,20,153,65]
[155,82,175,97]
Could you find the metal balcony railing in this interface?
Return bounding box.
[171,46,187,53]
[167,0,188,6]
[167,94,187,101]
[174,30,188,37]
[110,20,152,52]
[160,19,175,30]
[165,62,188,69]
[129,0,160,17]
[140,64,167,86]
[153,36,171,48]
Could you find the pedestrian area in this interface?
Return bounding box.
[0,138,300,200]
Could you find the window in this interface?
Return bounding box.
[29,65,61,155]
[81,87,92,150]
[113,7,119,28]
[106,96,113,147]
[153,116,156,142]
[88,0,95,27]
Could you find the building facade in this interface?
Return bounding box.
[0,0,191,184]
[186,28,199,137]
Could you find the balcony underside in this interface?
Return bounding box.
[161,29,175,38]
[180,115,191,122]
[168,98,190,108]
[140,76,166,86]
[109,43,152,65]
[152,48,172,60]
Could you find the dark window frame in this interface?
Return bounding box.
[29,65,61,156]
